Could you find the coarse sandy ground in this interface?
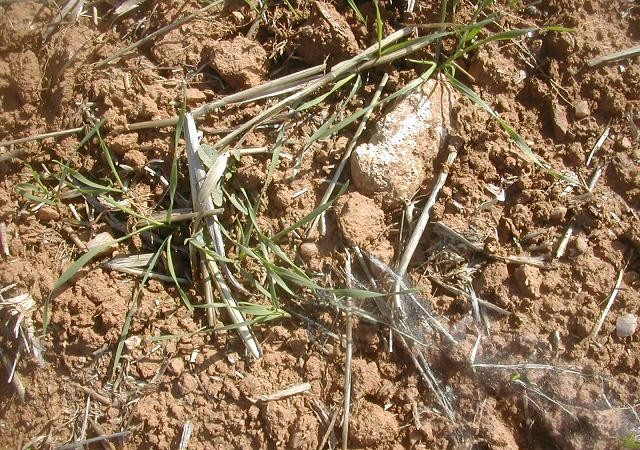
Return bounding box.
[0,1,639,449]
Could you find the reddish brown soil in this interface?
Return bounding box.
[1,1,639,450]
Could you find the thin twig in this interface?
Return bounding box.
[429,275,510,316]
[394,148,458,308]
[433,222,548,268]
[342,251,354,450]
[553,224,574,260]
[0,222,9,256]
[587,44,640,67]
[54,431,130,450]
[0,346,25,402]
[247,382,311,403]
[586,125,610,166]
[473,362,582,375]
[88,418,115,450]
[585,266,625,341]
[317,409,339,450]
[0,126,84,149]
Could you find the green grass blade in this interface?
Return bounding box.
[111,237,168,379]
[15,183,55,206]
[77,118,107,149]
[346,0,366,25]
[447,75,577,185]
[43,224,157,332]
[271,181,348,241]
[166,235,194,312]
[435,0,449,63]
[260,124,285,201]
[373,0,383,58]
[53,161,121,193]
[168,89,187,222]
[96,129,124,189]
[296,74,356,111]
[293,113,336,177]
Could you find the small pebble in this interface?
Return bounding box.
[37,206,60,222]
[176,372,199,397]
[574,100,590,119]
[617,137,632,151]
[549,206,568,223]
[300,242,319,259]
[571,236,588,255]
[124,335,142,351]
[616,314,637,338]
[167,357,185,376]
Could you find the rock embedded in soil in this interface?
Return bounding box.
[351,79,454,207]
[616,314,637,338]
[296,1,360,66]
[207,36,268,90]
[571,235,588,255]
[299,242,319,260]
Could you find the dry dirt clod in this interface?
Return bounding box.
[37,206,60,222]
[351,79,455,207]
[167,357,185,376]
[514,265,542,298]
[176,372,199,397]
[552,102,569,140]
[109,133,139,156]
[207,36,268,90]
[296,1,360,66]
[7,50,41,104]
[350,401,399,447]
[335,191,394,264]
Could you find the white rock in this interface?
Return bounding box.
[616,314,637,338]
[351,79,455,206]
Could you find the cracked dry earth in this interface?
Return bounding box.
[0,1,639,450]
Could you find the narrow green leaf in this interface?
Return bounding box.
[168,89,187,221]
[96,129,124,189]
[44,225,157,332]
[260,124,285,200]
[111,237,168,379]
[293,113,336,176]
[296,74,356,111]
[373,0,383,58]
[271,181,349,241]
[166,235,194,312]
[346,0,366,25]
[77,118,107,149]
